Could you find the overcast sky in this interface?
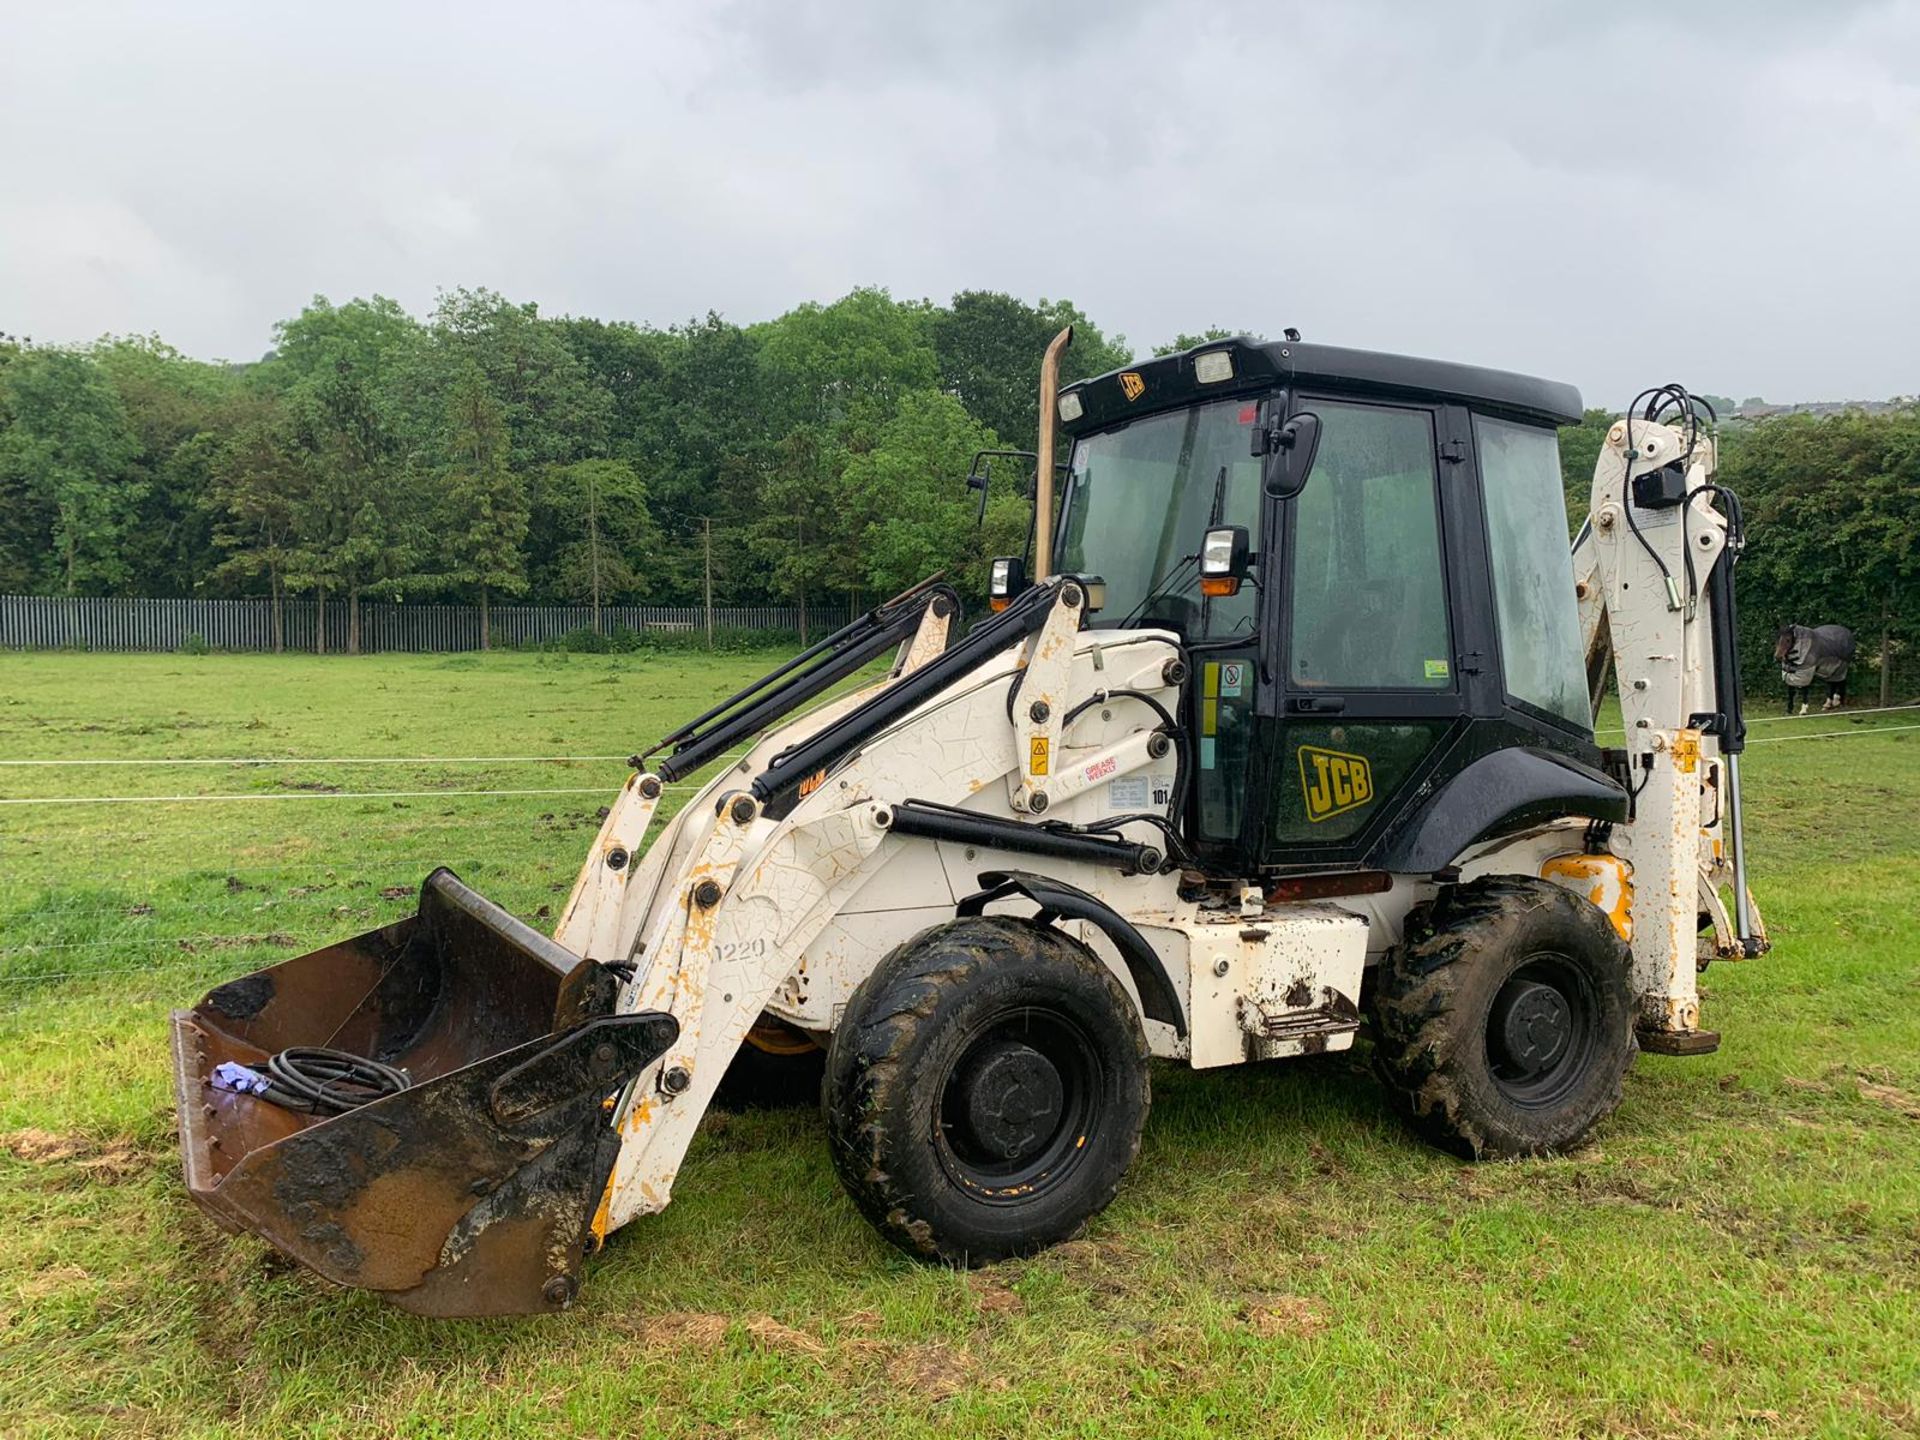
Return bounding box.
[2,0,1916,407]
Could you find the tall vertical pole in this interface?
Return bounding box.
[703,517,714,651]
[1032,325,1074,581]
[1881,591,1894,710]
[588,468,602,636]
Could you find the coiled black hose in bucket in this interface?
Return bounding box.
[212,1046,411,1114]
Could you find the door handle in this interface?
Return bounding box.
[1290,696,1346,714]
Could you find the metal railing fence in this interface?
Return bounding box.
[0,595,849,653]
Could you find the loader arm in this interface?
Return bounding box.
[585,577,1186,1232]
[1574,398,1767,1052]
[553,581,960,962]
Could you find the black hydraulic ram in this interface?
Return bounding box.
[1689,518,1763,956]
[752,577,1068,813]
[646,576,961,784]
[883,799,1165,876]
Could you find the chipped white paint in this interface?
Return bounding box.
[1007,582,1087,814]
[1577,417,1767,1039]
[1186,904,1368,1068]
[892,597,954,676]
[552,772,663,960]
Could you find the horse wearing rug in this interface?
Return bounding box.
[1775,623,1855,714]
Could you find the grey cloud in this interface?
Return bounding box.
[1,0,1915,407]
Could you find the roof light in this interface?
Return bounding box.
[1193,350,1234,384]
[1057,390,1084,422]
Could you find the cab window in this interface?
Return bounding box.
[1287,402,1451,690]
[1058,398,1263,639]
[1474,415,1590,727]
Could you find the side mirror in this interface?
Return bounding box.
[1198,525,1251,598]
[988,555,1028,612]
[962,458,992,525]
[1258,410,1322,499]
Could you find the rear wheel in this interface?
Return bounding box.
[1371,875,1635,1159]
[823,917,1150,1264]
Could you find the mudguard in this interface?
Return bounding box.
[958,869,1187,1035]
[1375,747,1628,874]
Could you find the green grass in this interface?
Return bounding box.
[2,652,1918,1439]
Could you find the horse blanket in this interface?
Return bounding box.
[1780,624,1855,688]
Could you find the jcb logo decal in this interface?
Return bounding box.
[1118,371,1146,402]
[1299,745,1373,823]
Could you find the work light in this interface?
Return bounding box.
[1193,350,1234,384]
[1198,525,1250,597]
[988,556,1027,612]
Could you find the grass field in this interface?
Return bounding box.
[2,651,1918,1439]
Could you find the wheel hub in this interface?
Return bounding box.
[957,1040,1065,1163]
[1489,979,1572,1078]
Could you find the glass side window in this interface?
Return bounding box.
[1196,656,1255,842]
[1287,402,1451,690]
[1058,398,1263,639]
[1474,416,1591,728]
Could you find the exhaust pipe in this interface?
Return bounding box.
[1032,324,1074,581]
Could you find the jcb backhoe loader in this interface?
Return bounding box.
[173,333,1766,1315]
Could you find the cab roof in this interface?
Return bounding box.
[1058,336,1584,435]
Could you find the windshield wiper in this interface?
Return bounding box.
[1120,465,1234,631]
[1116,552,1198,629]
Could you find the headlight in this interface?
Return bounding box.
[1198,525,1250,597]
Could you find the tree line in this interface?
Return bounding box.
[0,288,1135,650]
[0,291,1912,693]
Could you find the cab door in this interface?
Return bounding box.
[1262,395,1469,864]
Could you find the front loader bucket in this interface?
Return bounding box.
[170,868,675,1317]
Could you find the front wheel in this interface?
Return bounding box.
[1371,875,1636,1159]
[823,917,1150,1264]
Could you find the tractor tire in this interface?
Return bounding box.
[823,916,1150,1265]
[713,1015,826,1111]
[1370,874,1636,1160]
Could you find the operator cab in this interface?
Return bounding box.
[1040,336,1622,875]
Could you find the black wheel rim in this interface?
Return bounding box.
[934,1005,1102,1204]
[1485,951,1598,1108]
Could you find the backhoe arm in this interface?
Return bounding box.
[1575,396,1766,1051]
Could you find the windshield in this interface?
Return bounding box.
[1057,397,1264,636]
